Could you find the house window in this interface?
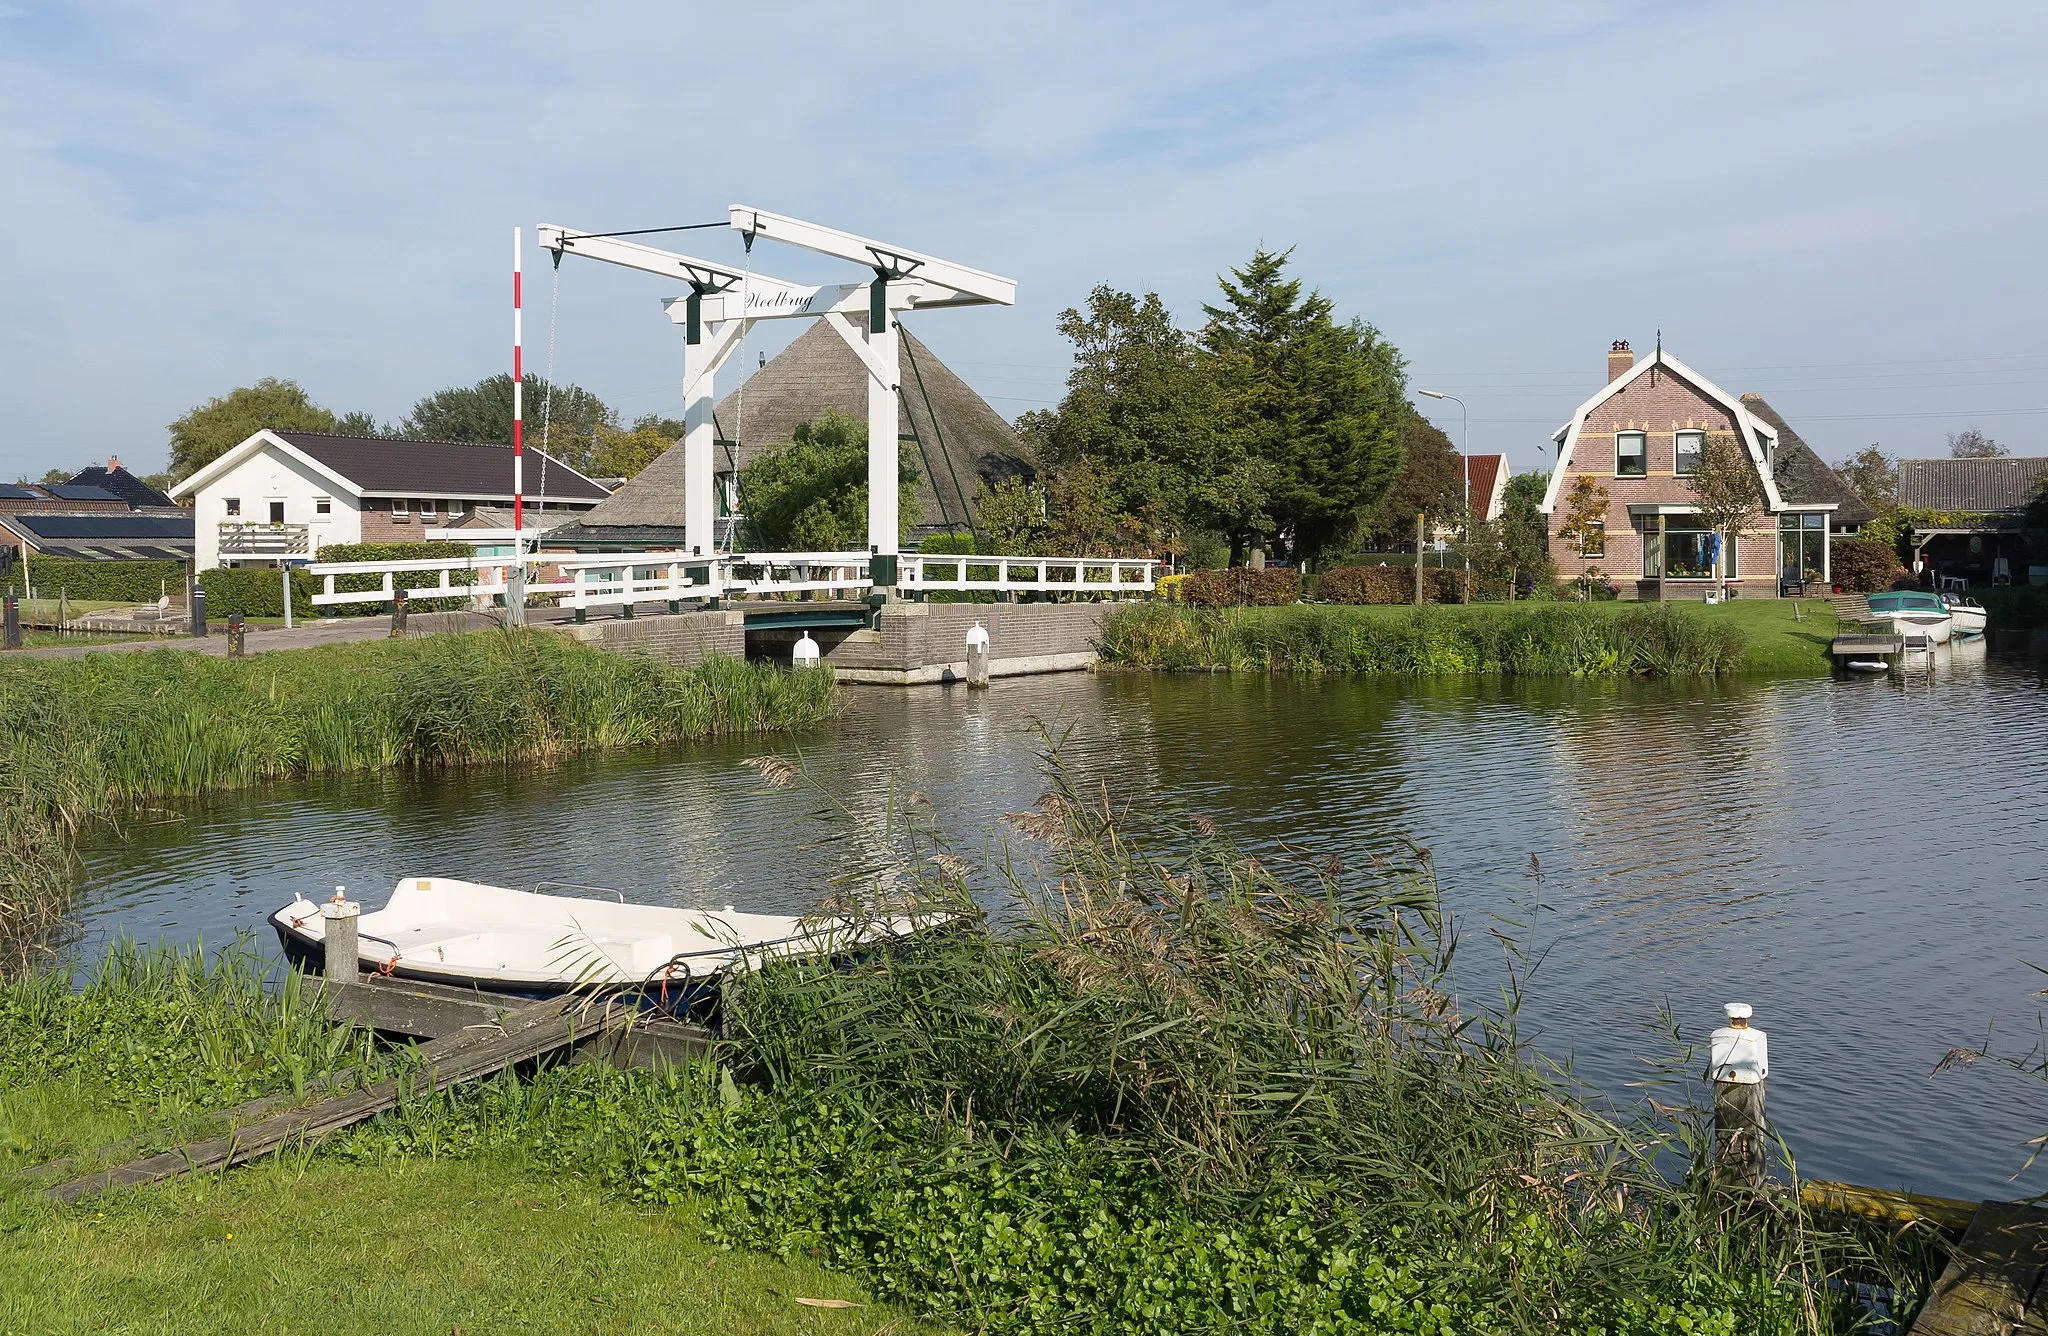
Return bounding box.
[1615,432,1647,477]
[268,500,286,524]
[225,497,241,517]
[447,499,465,517]
[1580,520,1605,558]
[1646,519,1737,579]
[314,496,331,516]
[1778,513,1825,579]
[420,499,438,519]
[392,498,410,522]
[1675,430,1704,476]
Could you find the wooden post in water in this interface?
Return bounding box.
[1415,513,1426,605]
[1708,1002,1769,1189]
[322,887,360,1016]
[966,621,990,688]
[2,595,18,650]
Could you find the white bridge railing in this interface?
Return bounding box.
[304,550,1158,616]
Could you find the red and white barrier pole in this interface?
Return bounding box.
[512,226,525,534]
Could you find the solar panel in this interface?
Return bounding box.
[0,483,36,499]
[46,483,123,501]
[14,514,193,540]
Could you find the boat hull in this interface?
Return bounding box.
[1863,612,1952,644]
[270,877,923,1001]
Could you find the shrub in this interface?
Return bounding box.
[1182,567,1301,607]
[1317,564,1465,604]
[1154,572,1193,602]
[915,532,976,556]
[1,557,186,603]
[1832,538,1901,593]
[197,567,318,618]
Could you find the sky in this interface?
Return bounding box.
[2,0,2044,483]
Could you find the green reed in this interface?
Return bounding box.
[1099,601,1753,676]
[0,630,835,971]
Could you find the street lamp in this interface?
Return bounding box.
[1419,390,1469,577]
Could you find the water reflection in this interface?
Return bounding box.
[70,646,2048,1199]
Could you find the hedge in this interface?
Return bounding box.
[197,568,318,618]
[1182,567,1301,607]
[2,557,186,603]
[1316,564,1466,605]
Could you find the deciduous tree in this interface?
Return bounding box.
[1836,445,1897,511]
[1554,475,1611,601]
[1198,248,1405,564]
[1686,433,1765,599]
[737,411,920,550]
[401,374,612,466]
[167,378,368,478]
[1367,409,1462,544]
[1948,426,2007,459]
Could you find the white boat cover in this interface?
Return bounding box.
[272,877,920,990]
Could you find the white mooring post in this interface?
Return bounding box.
[965,620,990,688]
[792,632,820,669]
[322,887,360,1011]
[1708,1001,1769,1188]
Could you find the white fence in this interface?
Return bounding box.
[305,550,1158,616]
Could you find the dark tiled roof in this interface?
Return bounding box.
[271,432,609,502]
[67,465,177,508]
[541,519,740,550]
[11,512,193,540]
[1897,456,2048,514]
[575,320,1034,532]
[30,543,193,561]
[1739,395,1875,526]
[44,483,122,502]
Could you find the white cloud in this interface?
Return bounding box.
[1,0,2043,477]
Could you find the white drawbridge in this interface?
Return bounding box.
[534,206,1015,580]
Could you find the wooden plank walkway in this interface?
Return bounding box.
[1910,1202,2048,1335]
[32,984,711,1205]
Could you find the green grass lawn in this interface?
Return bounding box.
[0,1157,940,1335]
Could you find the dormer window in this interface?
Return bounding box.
[1616,432,1647,477]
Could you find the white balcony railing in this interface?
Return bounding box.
[218,522,312,557]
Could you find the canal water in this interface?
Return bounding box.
[68,636,2048,1200]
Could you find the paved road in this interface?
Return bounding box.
[6,608,579,661]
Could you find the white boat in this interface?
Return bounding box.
[1861,591,1952,645]
[271,877,924,998]
[1941,594,1987,639]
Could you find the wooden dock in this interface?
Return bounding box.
[28,976,712,1204]
[1803,1181,2048,1334]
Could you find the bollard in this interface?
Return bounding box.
[226,613,246,658]
[792,632,821,669]
[2,595,18,650]
[965,621,991,688]
[322,887,361,1013]
[189,581,208,638]
[389,590,408,637]
[1707,1002,1769,1189]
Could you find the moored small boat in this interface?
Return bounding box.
[1940,594,1987,639]
[1861,591,1952,645]
[271,877,924,999]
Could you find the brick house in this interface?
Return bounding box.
[1541,341,1858,597]
[171,431,608,568]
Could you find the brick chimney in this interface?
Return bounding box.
[107,454,120,470]
[1607,340,1634,383]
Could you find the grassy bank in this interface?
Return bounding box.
[0,946,928,1334]
[0,630,835,970]
[1100,599,1838,676]
[0,775,1936,1333]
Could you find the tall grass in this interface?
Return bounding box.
[0,631,835,971]
[1100,601,1753,676]
[324,756,1920,1332]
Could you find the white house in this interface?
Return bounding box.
[170,430,609,568]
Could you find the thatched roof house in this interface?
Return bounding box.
[548,319,1033,550]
